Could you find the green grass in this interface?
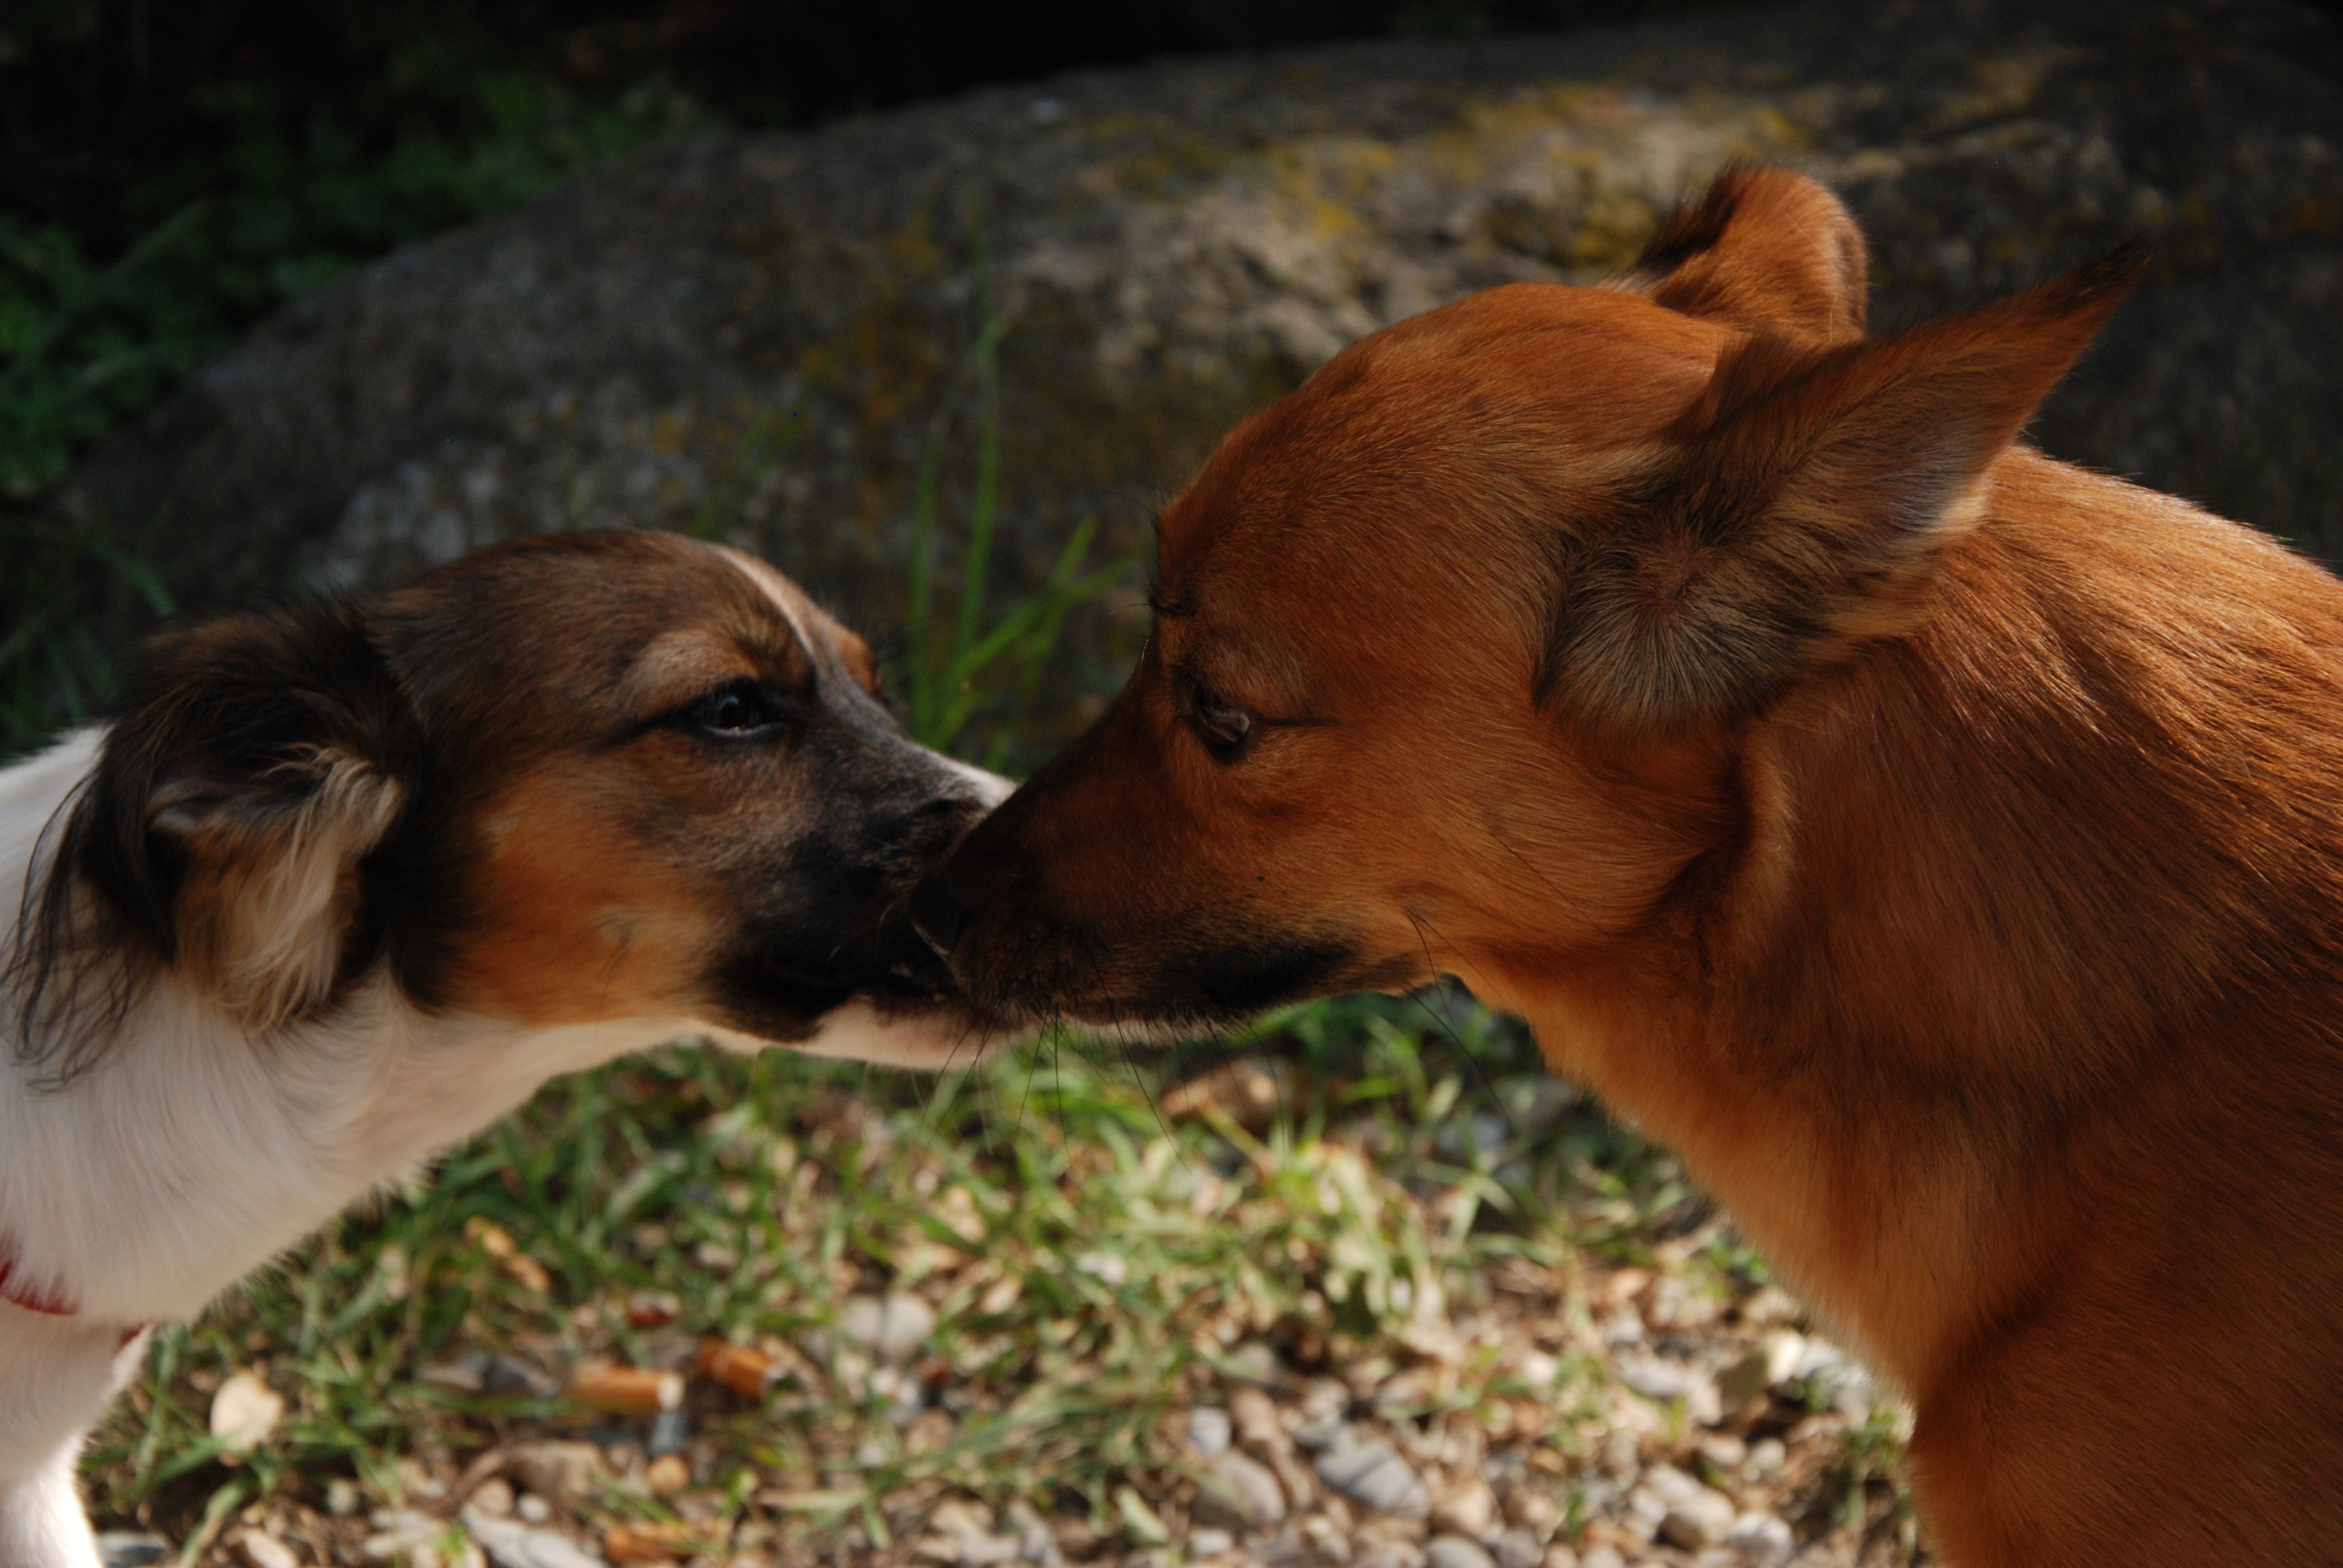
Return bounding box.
[85,993,1716,1559]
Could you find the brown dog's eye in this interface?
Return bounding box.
[1193,694,1253,755]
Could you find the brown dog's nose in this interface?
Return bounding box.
[909,869,972,958]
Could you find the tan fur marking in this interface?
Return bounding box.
[160,749,404,1030]
[448,761,724,1027]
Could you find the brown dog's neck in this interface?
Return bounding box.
[1487,452,2343,1402]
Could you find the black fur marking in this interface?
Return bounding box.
[1619,166,1748,282]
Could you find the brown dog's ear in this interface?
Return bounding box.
[1551,247,2147,731]
[29,604,419,1048]
[1613,166,1869,344]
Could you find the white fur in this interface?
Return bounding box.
[0,730,1011,1567]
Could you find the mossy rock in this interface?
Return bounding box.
[51,0,2343,756]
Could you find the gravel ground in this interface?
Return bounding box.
[113,1037,1927,1568]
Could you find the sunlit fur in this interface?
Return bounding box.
[927,168,2343,1565]
[0,534,1012,1568]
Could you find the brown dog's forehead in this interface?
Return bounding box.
[1157,284,1720,603]
[1149,284,1721,675]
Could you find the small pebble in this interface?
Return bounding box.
[1657,1481,1737,1552]
[1354,1543,1427,1568]
[929,1501,994,1539]
[1300,1517,1353,1561]
[1221,1341,1283,1387]
[1291,1413,1350,1452]
[1257,1528,1311,1566]
[836,1293,939,1361]
[1696,1435,1746,1472]
[1425,1535,1496,1568]
[1602,1305,1645,1347]
[1492,1529,1545,1568]
[1745,1438,1787,1481]
[1579,1549,1625,1568]
[506,1442,605,1500]
[468,1480,514,1520]
[1316,1440,1429,1516]
[1231,1387,1288,1452]
[515,1497,551,1524]
[1430,1478,1496,1540]
[460,1512,603,1568]
[209,1371,284,1454]
[1299,1379,1349,1422]
[1727,1514,1794,1568]
[1190,1529,1236,1558]
[643,1453,690,1495]
[1196,1451,1289,1530]
[98,1534,172,1568]
[1187,1406,1233,1457]
[238,1533,298,1568]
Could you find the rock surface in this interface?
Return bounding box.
[45,0,2343,744]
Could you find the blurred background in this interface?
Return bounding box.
[10,0,2338,766]
[1,0,1727,511]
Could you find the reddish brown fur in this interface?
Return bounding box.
[926,171,2343,1564]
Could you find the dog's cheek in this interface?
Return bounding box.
[439,768,730,1027]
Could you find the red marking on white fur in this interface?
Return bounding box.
[0,1237,76,1316]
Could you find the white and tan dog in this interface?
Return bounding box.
[1,530,1011,1568]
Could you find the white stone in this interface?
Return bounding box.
[461,1511,606,1568]
[239,1532,300,1568]
[1187,1406,1233,1457]
[836,1293,939,1361]
[1430,1477,1496,1540]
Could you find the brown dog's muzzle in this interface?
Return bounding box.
[908,701,1407,1029]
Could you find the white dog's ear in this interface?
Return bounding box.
[73,603,418,1033]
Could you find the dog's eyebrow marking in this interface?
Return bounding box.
[1148,586,1196,622]
[717,547,817,653]
[630,629,753,702]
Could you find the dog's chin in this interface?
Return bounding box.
[944,934,1416,1042]
[776,996,1031,1071]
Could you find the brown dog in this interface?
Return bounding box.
[914,168,2343,1566]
